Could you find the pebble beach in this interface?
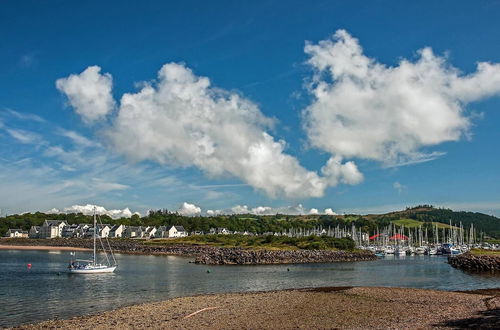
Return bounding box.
[14,287,500,329]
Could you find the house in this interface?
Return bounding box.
[144,226,157,239]
[40,220,68,238]
[75,224,90,238]
[62,224,79,238]
[109,224,125,238]
[123,226,144,238]
[29,226,41,238]
[210,227,230,235]
[155,226,169,238]
[5,228,28,238]
[168,225,188,238]
[97,224,112,238]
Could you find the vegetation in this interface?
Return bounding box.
[1,205,499,239]
[146,234,356,251]
[469,249,500,256]
[391,219,423,227]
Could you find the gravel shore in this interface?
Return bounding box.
[14,287,500,329]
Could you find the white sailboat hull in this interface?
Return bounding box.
[69,266,116,274]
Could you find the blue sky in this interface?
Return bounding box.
[1,1,500,217]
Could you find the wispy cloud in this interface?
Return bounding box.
[6,128,44,145]
[4,108,45,122]
[393,181,406,194]
[57,128,99,148]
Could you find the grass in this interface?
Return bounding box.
[390,219,459,229]
[144,234,356,251]
[391,219,423,227]
[470,249,500,256]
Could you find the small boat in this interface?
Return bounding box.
[68,209,117,274]
[414,247,426,255]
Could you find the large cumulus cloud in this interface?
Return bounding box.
[88,63,359,199]
[303,30,500,166]
[56,66,115,123]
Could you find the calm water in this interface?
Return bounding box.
[0,250,499,327]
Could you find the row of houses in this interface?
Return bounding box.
[5,220,190,239]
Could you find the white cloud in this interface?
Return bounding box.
[308,208,319,215]
[221,204,319,215]
[177,202,201,216]
[230,205,250,214]
[6,128,43,144]
[321,156,363,185]
[303,29,500,167]
[324,208,336,215]
[393,181,406,194]
[206,209,222,216]
[56,66,115,123]
[49,204,138,219]
[57,129,98,148]
[4,109,45,122]
[104,63,357,199]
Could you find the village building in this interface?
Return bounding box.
[109,224,125,238]
[28,226,41,238]
[144,226,157,238]
[168,225,188,238]
[39,220,68,239]
[155,226,169,238]
[123,226,144,238]
[62,224,79,238]
[5,228,29,238]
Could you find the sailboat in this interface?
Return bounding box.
[68,209,117,274]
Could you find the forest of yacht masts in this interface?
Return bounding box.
[281,222,481,248]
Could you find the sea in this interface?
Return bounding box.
[0,249,499,327]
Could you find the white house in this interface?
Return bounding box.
[168,225,188,238]
[40,220,68,238]
[5,228,28,238]
[97,224,111,238]
[144,226,157,239]
[109,224,125,238]
[210,227,230,235]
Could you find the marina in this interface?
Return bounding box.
[1,249,499,328]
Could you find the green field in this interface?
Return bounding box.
[470,249,500,256]
[146,234,356,251]
[391,219,423,227]
[391,219,459,229]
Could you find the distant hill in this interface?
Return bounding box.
[1,205,499,239]
[365,206,500,238]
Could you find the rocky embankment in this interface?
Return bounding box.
[194,248,377,264]
[448,252,500,271]
[1,238,376,265]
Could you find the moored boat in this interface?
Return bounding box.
[68,208,117,274]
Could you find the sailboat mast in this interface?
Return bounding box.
[93,208,96,265]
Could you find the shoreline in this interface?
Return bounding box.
[0,245,91,251]
[14,286,500,329]
[0,238,376,264]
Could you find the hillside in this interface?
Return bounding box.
[1,206,499,239]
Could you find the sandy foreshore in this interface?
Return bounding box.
[0,245,91,251]
[14,286,500,329]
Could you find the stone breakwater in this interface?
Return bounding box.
[448,253,500,271]
[194,248,377,265]
[0,238,376,265]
